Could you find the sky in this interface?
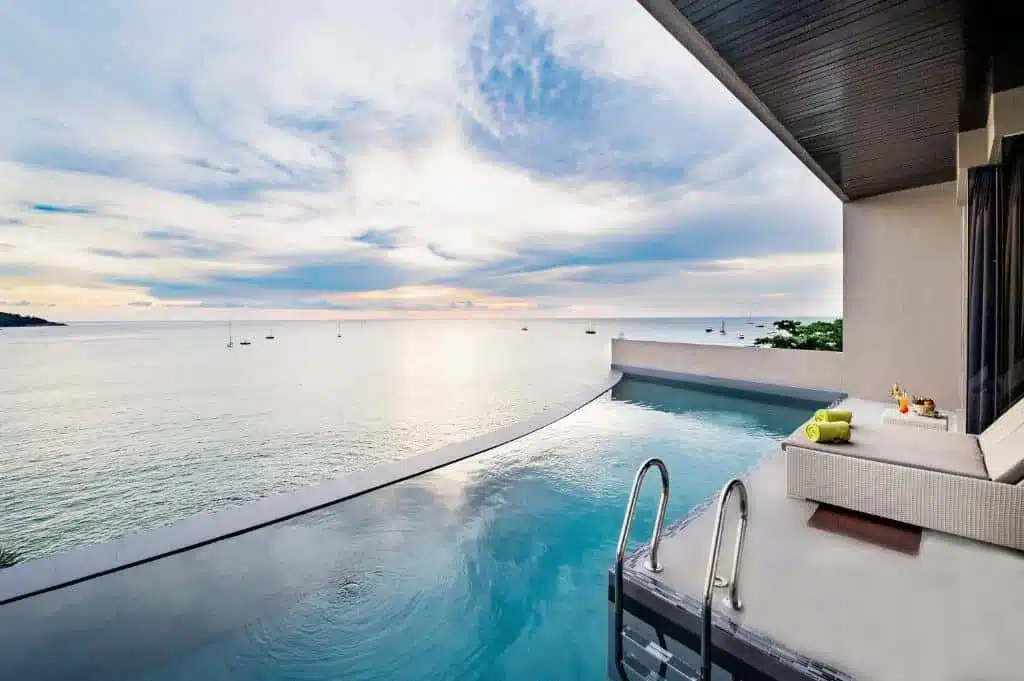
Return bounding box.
[0,0,842,321]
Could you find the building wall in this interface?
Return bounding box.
[842,181,965,410]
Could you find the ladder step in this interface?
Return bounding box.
[620,652,657,681]
[621,627,699,681]
[620,653,699,681]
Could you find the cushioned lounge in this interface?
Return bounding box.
[786,425,988,479]
[783,397,1024,551]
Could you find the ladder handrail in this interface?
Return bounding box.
[613,457,670,678]
[699,478,749,681]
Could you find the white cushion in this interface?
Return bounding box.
[979,395,1024,483]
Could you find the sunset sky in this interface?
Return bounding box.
[0,0,842,321]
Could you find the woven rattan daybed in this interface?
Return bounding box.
[783,397,1024,551]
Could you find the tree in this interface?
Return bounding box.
[753,319,843,352]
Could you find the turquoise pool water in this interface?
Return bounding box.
[0,378,823,681]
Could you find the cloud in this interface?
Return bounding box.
[0,0,841,319]
[353,227,409,250]
[88,248,159,260]
[141,228,190,242]
[25,202,96,215]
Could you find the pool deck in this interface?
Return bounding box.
[618,397,1024,681]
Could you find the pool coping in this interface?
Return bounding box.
[0,370,623,606]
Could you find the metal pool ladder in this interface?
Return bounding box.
[612,465,749,681]
[613,459,670,679]
[698,478,749,681]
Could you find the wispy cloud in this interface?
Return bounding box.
[25,202,97,215]
[0,0,840,320]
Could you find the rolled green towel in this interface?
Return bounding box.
[806,420,851,443]
[813,408,853,424]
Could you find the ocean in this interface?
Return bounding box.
[0,317,788,562]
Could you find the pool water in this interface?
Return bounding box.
[0,379,823,681]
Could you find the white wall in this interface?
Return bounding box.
[611,340,844,393]
[842,181,965,410]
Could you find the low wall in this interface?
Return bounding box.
[611,340,845,398]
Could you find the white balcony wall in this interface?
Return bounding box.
[610,340,844,393]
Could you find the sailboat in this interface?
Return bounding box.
[336,320,342,339]
[585,321,597,335]
[265,328,275,340]
[226,321,234,348]
[719,320,727,335]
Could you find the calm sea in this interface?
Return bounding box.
[0,317,785,562]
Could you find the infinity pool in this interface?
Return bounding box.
[0,378,824,681]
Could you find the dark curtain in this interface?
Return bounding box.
[966,163,999,433]
[966,136,1024,433]
[1003,136,1024,416]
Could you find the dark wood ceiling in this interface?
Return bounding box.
[652,0,1015,200]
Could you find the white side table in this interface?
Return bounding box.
[881,408,950,432]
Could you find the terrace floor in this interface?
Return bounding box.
[624,398,1024,681]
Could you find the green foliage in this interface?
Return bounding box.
[0,545,21,569]
[0,311,65,327]
[753,319,843,352]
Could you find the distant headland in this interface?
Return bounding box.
[0,311,66,327]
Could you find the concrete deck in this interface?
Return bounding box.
[628,398,1024,681]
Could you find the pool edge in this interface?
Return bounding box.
[0,370,623,606]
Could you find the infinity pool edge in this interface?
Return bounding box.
[0,370,623,606]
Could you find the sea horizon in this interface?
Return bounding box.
[5,313,840,324]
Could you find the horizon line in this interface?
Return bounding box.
[11,314,843,324]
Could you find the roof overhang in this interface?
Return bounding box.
[638,0,1024,202]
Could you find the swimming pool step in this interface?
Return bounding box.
[621,625,699,681]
